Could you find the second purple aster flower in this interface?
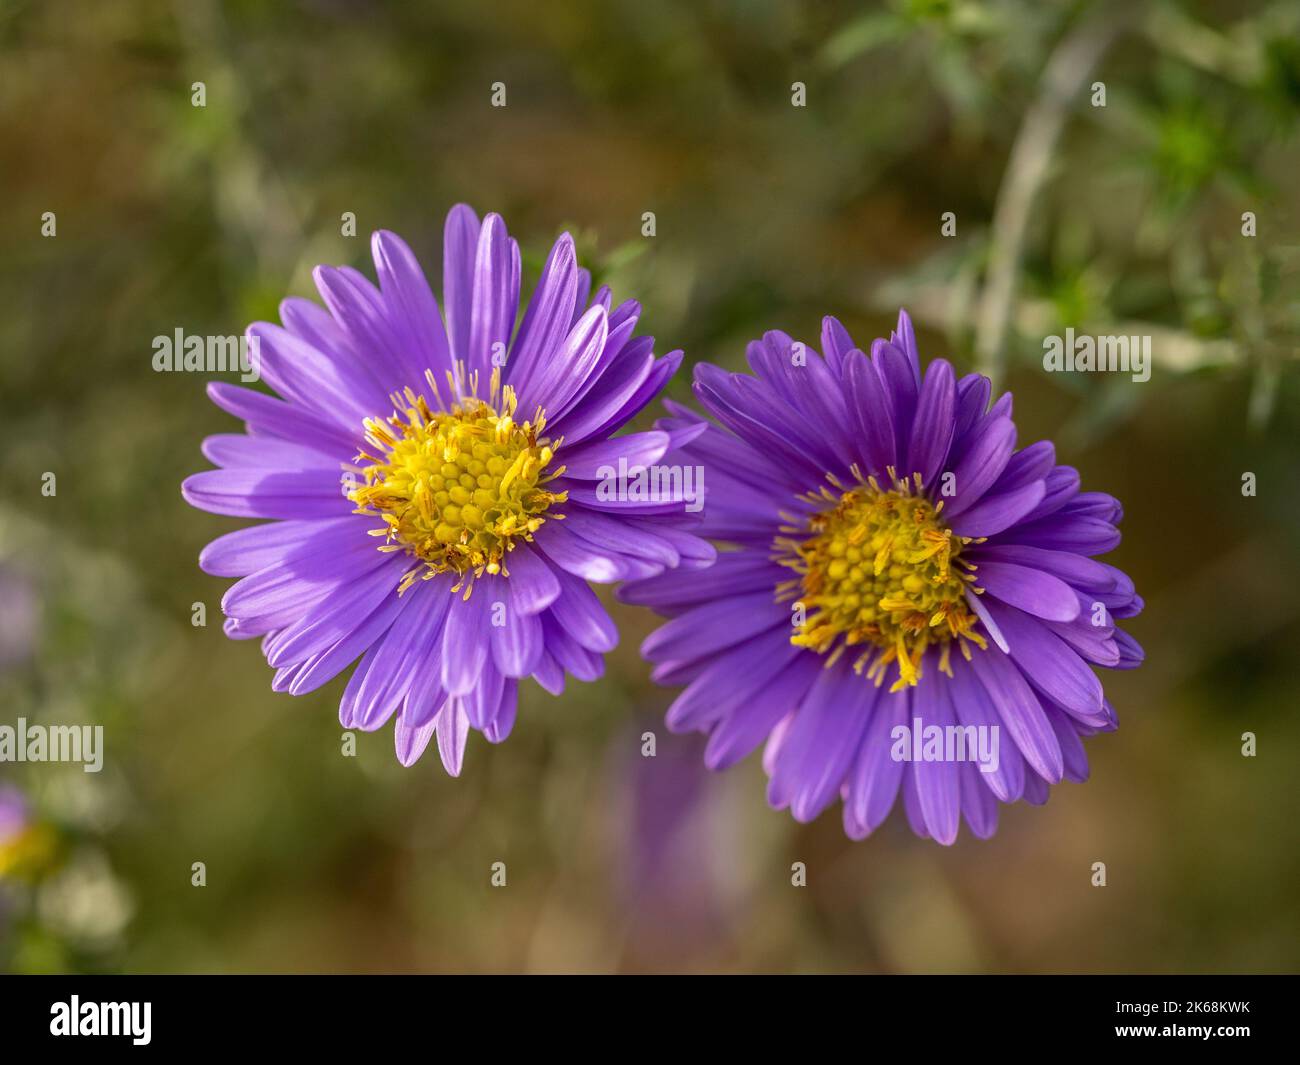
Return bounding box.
[622,311,1144,844]
[183,205,712,774]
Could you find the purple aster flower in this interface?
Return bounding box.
[621,310,1144,844]
[0,783,40,884]
[183,205,711,774]
[613,725,730,958]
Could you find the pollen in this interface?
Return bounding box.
[774,468,986,692]
[348,366,566,596]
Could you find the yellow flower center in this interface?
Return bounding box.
[775,469,986,691]
[349,368,566,594]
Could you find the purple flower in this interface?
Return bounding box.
[622,310,1144,844]
[614,726,729,956]
[0,784,35,884]
[0,563,39,671]
[0,786,27,850]
[183,205,710,774]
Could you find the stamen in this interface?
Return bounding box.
[778,470,985,689]
[349,365,564,588]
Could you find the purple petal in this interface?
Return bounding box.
[973,561,1081,622]
[968,544,1118,592]
[183,468,350,520]
[441,203,480,365]
[288,591,407,695]
[843,688,910,838]
[206,382,358,458]
[665,625,802,733]
[311,265,411,396]
[767,664,873,822]
[349,582,449,731]
[508,232,580,399]
[465,661,505,730]
[821,315,854,375]
[574,348,683,444]
[201,434,339,471]
[504,545,561,614]
[490,601,544,677]
[1047,707,1090,783]
[910,661,962,845]
[983,600,1104,720]
[843,349,897,476]
[199,517,355,577]
[871,338,918,458]
[952,373,992,444]
[266,558,414,668]
[525,305,610,421]
[371,229,454,384]
[440,590,490,697]
[947,480,1045,539]
[994,440,1055,493]
[967,647,1064,784]
[959,759,1000,839]
[702,653,823,771]
[1009,515,1121,555]
[436,699,471,776]
[468,213,521,378]
[247,321,380,427]
[484,680,518,743]
[641,591,785,663]
[619,551,784,615]
[943,417,1016,518]
[532,517,635,582]
[905,358,956,488]
[547,344,656,444]
[546,572,618,653]
[947,659,1024,802]
[394,712,439,767]
[558,431,670,480]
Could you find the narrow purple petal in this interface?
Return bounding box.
[183,468,350,520]
[504,545,561,615]
[546,572,618,653]
[442,203,480,365]
[436,699,470,776]
[974,561,1081,622]
[843,685,909,838]
[947,480,1045,539]
[441,590,490,697]
[467,213,521,378]
[767,664,873,822]
[507,233,580,399]
[905,357,956,488]
[943,417,1016,518]
[910,661,961,845]
[371,229,454,383]
[967,647,1064,784]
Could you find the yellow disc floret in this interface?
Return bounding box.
[349,366,566,595]
[775,468,986,691]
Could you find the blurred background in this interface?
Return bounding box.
[2,0,1299,973]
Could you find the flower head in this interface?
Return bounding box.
[622,311,1143,843]
[0,784,45,880]
[183,205,710,774]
